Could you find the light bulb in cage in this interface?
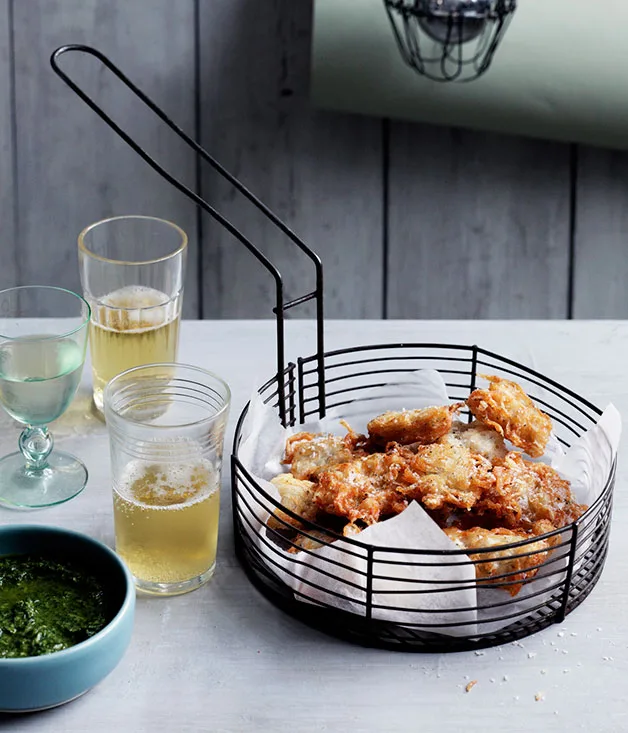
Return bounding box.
[384,0,517,82]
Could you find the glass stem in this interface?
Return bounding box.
[19,426,53,471]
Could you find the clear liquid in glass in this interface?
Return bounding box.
[88,286,180,412]
[113,457,219,591]
[0,336,84,425]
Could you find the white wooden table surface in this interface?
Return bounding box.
[1,320,627,733]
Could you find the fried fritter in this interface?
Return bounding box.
[287,529,333,554]
[476,452,586,531]
[284,427,365,480]
[444,520,559,596]
[467,375,552,458]
[367,403,463,447]
[404,442,495,513]
[314,453,417,525]
[342,522,365,538]
[288,519,364,554]
[313,440,495,526]
[440,420,507,463]
[270,374,582,601]
[267,474,317,531]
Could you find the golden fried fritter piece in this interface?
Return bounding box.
[314,453,417,525]
[342,522,364,538]
[287,529,333,554]
[287,520,364,554]
[527,462,588,525]
[467,375,552,458]
[314,440,495,525]
[476,452,587,531]
[283,429,362,480]
[267,474,317,531]
[444,521,559,596]
[404,443,495,513]
[440,420,508,463]
[367,403,463,447]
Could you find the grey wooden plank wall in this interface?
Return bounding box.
[574,149,628,318]
[0,0,16,291]
[0,0,625,319]
[10,0,198,317]
[198,0,383,319]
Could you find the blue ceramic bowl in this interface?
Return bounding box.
[0,525,135,712]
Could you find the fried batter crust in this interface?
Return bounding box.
[313,441,495,525]
[404,442,495,512]
[284,431,363,480]
[288,520,364,555]
[267,474,317,531]
[269,375,583,597]
[367,403,463,446]
[476,452,587,530]
[287,529,333,554]
[440,420,508,463]
[445,521,559,596]
[314,453,416,525]
[467,375,552,458]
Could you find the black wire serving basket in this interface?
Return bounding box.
[232,346,614,652]
[52,46,616,653]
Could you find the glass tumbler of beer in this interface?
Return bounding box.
[78,215,187,414]
[104,364,231,595]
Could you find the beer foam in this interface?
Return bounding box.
[101,285,169,309]
[93,286,178,333]
[115,458,218,509]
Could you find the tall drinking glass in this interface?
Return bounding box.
[104,364,231,596]
[0,286,90,508]
[78,216,187,414]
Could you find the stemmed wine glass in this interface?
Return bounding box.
[0,286,90,508]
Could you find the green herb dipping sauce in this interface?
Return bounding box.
[0,555,108,658]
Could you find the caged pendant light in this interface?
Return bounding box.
[384,0,517,82]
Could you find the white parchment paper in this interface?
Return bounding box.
[237,370,621,636]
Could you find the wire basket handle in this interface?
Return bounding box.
[50,44,326,426]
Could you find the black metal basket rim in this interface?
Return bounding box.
[236,525,608,652]
[299,383,590,436]
[235,480,608,599]
[243,505,577,586]
[301,366,597,429]
[242,532,569,614]
[298,342,602,417]
[239,531,607,631]
[300,354,476,378]
[233,454,614,556]
[260,504,606,576]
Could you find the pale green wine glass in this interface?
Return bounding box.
[0,286,90,508]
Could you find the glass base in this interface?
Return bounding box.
[134,563,215,597]
[0,450,88,509]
